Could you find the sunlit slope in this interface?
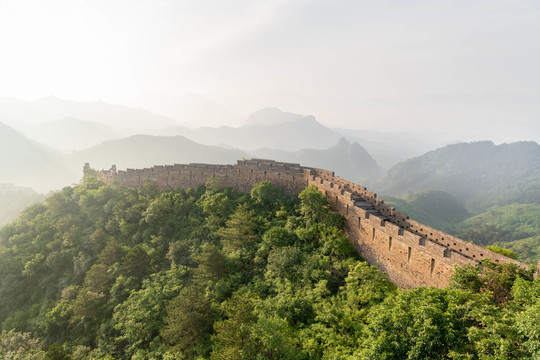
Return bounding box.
[378,141,540,211]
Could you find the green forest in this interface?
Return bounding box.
[0,176,539,359]
[384,191,540,265]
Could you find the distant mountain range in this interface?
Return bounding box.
[0,118,383,193]
[73,134,250,170]
[376,141,540,212]
[0,96,177,133]
[2,97,451,166]
[157,107,451,167]
[253,138,382,183]
[0,122,78,191]
[161,108,344,152]
[20,117,120,152]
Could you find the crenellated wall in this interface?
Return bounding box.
[88,159,526,289]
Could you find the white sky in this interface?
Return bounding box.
[1,0,539,141]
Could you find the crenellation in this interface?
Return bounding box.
[384,222,403,238]
[88,159,528,289]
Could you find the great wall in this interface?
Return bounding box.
[87,159,527,289]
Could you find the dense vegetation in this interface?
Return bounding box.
[0,184,44,227]
[378,141,540,212]
[0,177,539,359]
[455,204,540,265]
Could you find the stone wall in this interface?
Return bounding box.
[90,159,526,289]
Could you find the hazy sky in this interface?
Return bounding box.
[1,0,539,141]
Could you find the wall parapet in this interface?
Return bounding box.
[89,159,527,288]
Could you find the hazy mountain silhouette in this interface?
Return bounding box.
[0,96,177,132]
[0,122,78,191]
[20,117,120,152]
[160,108,433,167]
[245,107,306,126]
[253,138,382,183]
[377,141,540,212]
[382,190,470,233]
[333,128,455,168]
[1,99,435,167]
[161,108,345,151]
[0,184,44,227]
[73,134,250,170]
[132,92,242,127]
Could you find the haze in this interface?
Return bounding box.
[1,0,540,142]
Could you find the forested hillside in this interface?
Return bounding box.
[0,184,44,227]
[378,141,540,212]
[0,177,539,359]
[379,141,540,264]
[455,204,540,265]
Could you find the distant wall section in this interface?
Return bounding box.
[89,159,526,289]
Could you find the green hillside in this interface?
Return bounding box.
[383,190,470,233]
[0,177,538,359]
[378,141,540,212]
[455,204,540,265]
[0,184,44,227]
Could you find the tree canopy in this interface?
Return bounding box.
[0,178,538,359]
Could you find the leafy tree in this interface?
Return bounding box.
[298,185,329,226]
[45,344,71,360]
[113,266,186,356]
[360,287,489,359]
[210,293,257,360]
[244,315,307,360]
[192,244,228,287]
[166,240,193,267]
[96,240,122,267]
[120,245,152,281]
[250,181,292,215]
[161,285,214,358]
[0,330,46,359]
[217,203,259,256]
[486,245,518,260]
[450,259,534,304]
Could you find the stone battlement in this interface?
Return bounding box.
[89,159,526,288]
